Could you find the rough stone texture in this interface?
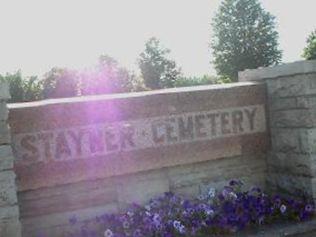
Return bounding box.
[11,105,266,166]
[267,174,315,197]
[9,82,266,133]
[167,153,266,192]
[271,128,316,155]
[19,177,118,218]
[300,128,316,154]
[239,60,316,81]
[270,128,316,155]
[0,81,10,100]
[0,205,19,219]
[269,97,298,111]
[117,172,170,208]
[239,60,316,202]
[0,83,21,237]
[19,153,267,237]
[0,219,22,237]
[265,74,316,98]
[0,102,8,121]
[267,152,316,177]
[22,203,118,237]
[269,96,316,112]
[243,218,316,237]
[0,171,18,207]
[270,128,302,153]
[270,109,316,128]
[15,136,244,191]
[0,121,10,145]
[0,145,14,171]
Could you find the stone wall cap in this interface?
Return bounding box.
[238,60,316,82]
[0,81,10,100]
[8,81,262,109]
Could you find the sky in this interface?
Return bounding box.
[0,0,315,78]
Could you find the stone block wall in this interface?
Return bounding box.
[0,81,21,237]
[1,60,316,237]
[239,60,316,201]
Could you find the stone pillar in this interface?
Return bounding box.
[0,81,21,237]
[239,60,316,202]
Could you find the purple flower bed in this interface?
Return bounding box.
[67,180,314,237]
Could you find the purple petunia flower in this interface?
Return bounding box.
[173,220,186,234]
[66,180,315,237]
[104,229,113,237]
[305,204,313,212]
[133,229,142,237]
[68,215,77,225]
[280,204,287,214]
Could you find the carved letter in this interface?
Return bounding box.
[20,135,39,161]
[195,114,207,138]
[104,126,118,152]
[244,108,257,131]
[166,118,177,143]
[151,121,165,144]
[232,110,244,134]
[88,128,105,154]
[178,116,194,141]
[55,131,71,159]
[68,129,85,156]
[207,113,219,136]
[38,132,53,160]
[220,112,231,135]
[119,124,135,150]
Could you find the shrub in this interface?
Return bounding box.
[41,67,79,99]
[211,0,282,81]
[138,37,181,89]
[303,30,316,60]
[0,71,42,103]
[174,75,217,87]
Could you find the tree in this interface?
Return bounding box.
[211,0,282,81]
[174,75,217,87]
[0,71,42,103]
[23,76,43,102]
[303,30,316,60]
[138,37,181,89]
[80,55,135,95]
[42,67,79,99]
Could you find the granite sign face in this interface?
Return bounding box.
[13,105,266,164]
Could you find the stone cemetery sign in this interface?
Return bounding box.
[13,105,265,163]
[3,60,316,237]
[7,82,270,237]
[8,84,268,191]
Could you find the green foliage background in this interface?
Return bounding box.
[138,37,182,89]
[211,0,282,81]
[303,30,316,60]
[0,71,42,103]
[174,75,217,87]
